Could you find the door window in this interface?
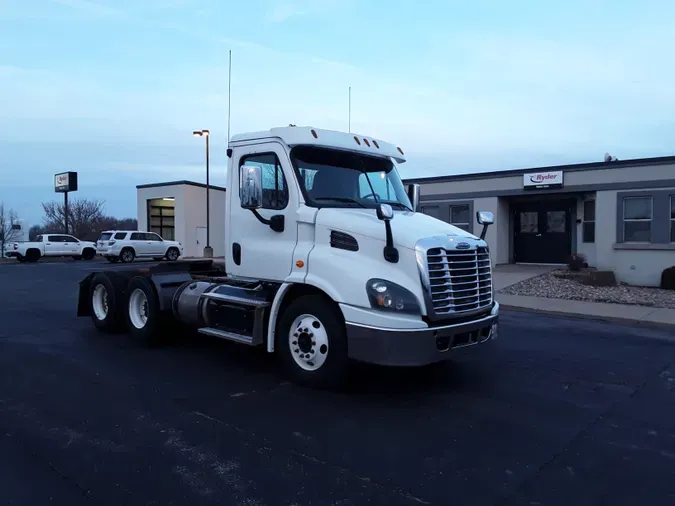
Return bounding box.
[145,233,163,241]
[519,212,538,233]
[240,153,289,210]
[130,233,144,241]
[546,211,566,233]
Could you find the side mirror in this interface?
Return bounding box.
[476,211,495,240]
[376,203,398,263]
[406,183,420,212]
[240,165,263,209]
[476,211,494,225]
[376,203,394,221]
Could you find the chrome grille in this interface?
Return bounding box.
[426,246,492,315]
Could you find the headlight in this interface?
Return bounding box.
[366,278,421,315]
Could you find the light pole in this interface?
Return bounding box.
[193,129,212,258]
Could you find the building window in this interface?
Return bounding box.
[449,204,471,232]
[240,153,289,210]
[583,200,595,243]
[420,205,441,220]
[622,196,652,242]
[671,196,675,242]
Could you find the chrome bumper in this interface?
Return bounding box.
[346,302,499,366]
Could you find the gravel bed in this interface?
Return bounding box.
[499,270,675,309]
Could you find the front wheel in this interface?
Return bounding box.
[165,247,180,261]
[276,295,349,389]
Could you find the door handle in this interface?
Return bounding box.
[536,234,542,237]
[46,243,51,245]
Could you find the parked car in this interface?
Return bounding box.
[7,234,97,262]
[96,230,183,263]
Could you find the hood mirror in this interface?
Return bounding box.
[376,203,394,221]
[476,211,494,225]
[476,211,495,240]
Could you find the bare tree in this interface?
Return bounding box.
[0,202,22,257]
[38,198,137,241]
[41,198,105,239]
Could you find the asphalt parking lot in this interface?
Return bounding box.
[1,260,675,506]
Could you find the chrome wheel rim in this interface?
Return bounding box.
[288,314,329,371]
[92,284,109,320]
[128,288,149,329]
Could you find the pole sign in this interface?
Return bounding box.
[54,171,78,193]
[523,170,563,190]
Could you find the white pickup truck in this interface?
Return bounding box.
[8,234,97,262]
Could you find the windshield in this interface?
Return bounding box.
[290,146,413,211]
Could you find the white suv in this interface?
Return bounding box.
[96,230,183,263]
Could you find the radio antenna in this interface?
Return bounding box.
[227,49,232,142]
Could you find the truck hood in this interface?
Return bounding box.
[315,208,477,250]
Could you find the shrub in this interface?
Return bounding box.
[660,266,675,290]
[567,253,588,272]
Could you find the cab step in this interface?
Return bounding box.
[197,327,255,345]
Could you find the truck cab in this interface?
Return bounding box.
[78,126,499,388]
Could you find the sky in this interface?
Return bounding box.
[2,0,675,226]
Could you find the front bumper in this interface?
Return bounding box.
[345,302,499,366]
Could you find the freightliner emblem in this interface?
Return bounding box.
[456,242,471,250]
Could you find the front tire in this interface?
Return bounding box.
[276,295,349,389]
[166,247,180,261]
[124,276,166,346]
[82,248,96,260]
[89,273,122,333]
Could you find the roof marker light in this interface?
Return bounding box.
[363,138,371,147]
[311,129,318,138]
[397,147,404,155]
[372,140,380,149]
[354,136,361,145]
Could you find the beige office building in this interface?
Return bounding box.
[404,156,675,287]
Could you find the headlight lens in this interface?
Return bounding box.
[366,278,421,315]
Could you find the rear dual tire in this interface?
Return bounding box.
[89,274,167,346]
[89,273,123,333]
[125,276,166,346]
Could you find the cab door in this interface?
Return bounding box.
[44,235,65,255]
[226,143,299,281]
[64,235,80,254]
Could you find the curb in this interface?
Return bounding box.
[499,304,675,333]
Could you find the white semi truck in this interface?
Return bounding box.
[77,126,499,388]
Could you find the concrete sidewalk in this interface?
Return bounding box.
[497,293,675,331]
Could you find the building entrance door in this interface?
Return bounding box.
[513,199,573,264]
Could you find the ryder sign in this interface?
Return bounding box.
[54,171,78,193]
[523,170,563,189]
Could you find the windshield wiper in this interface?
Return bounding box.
[385,202,411,211]
[314,197,367,208]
